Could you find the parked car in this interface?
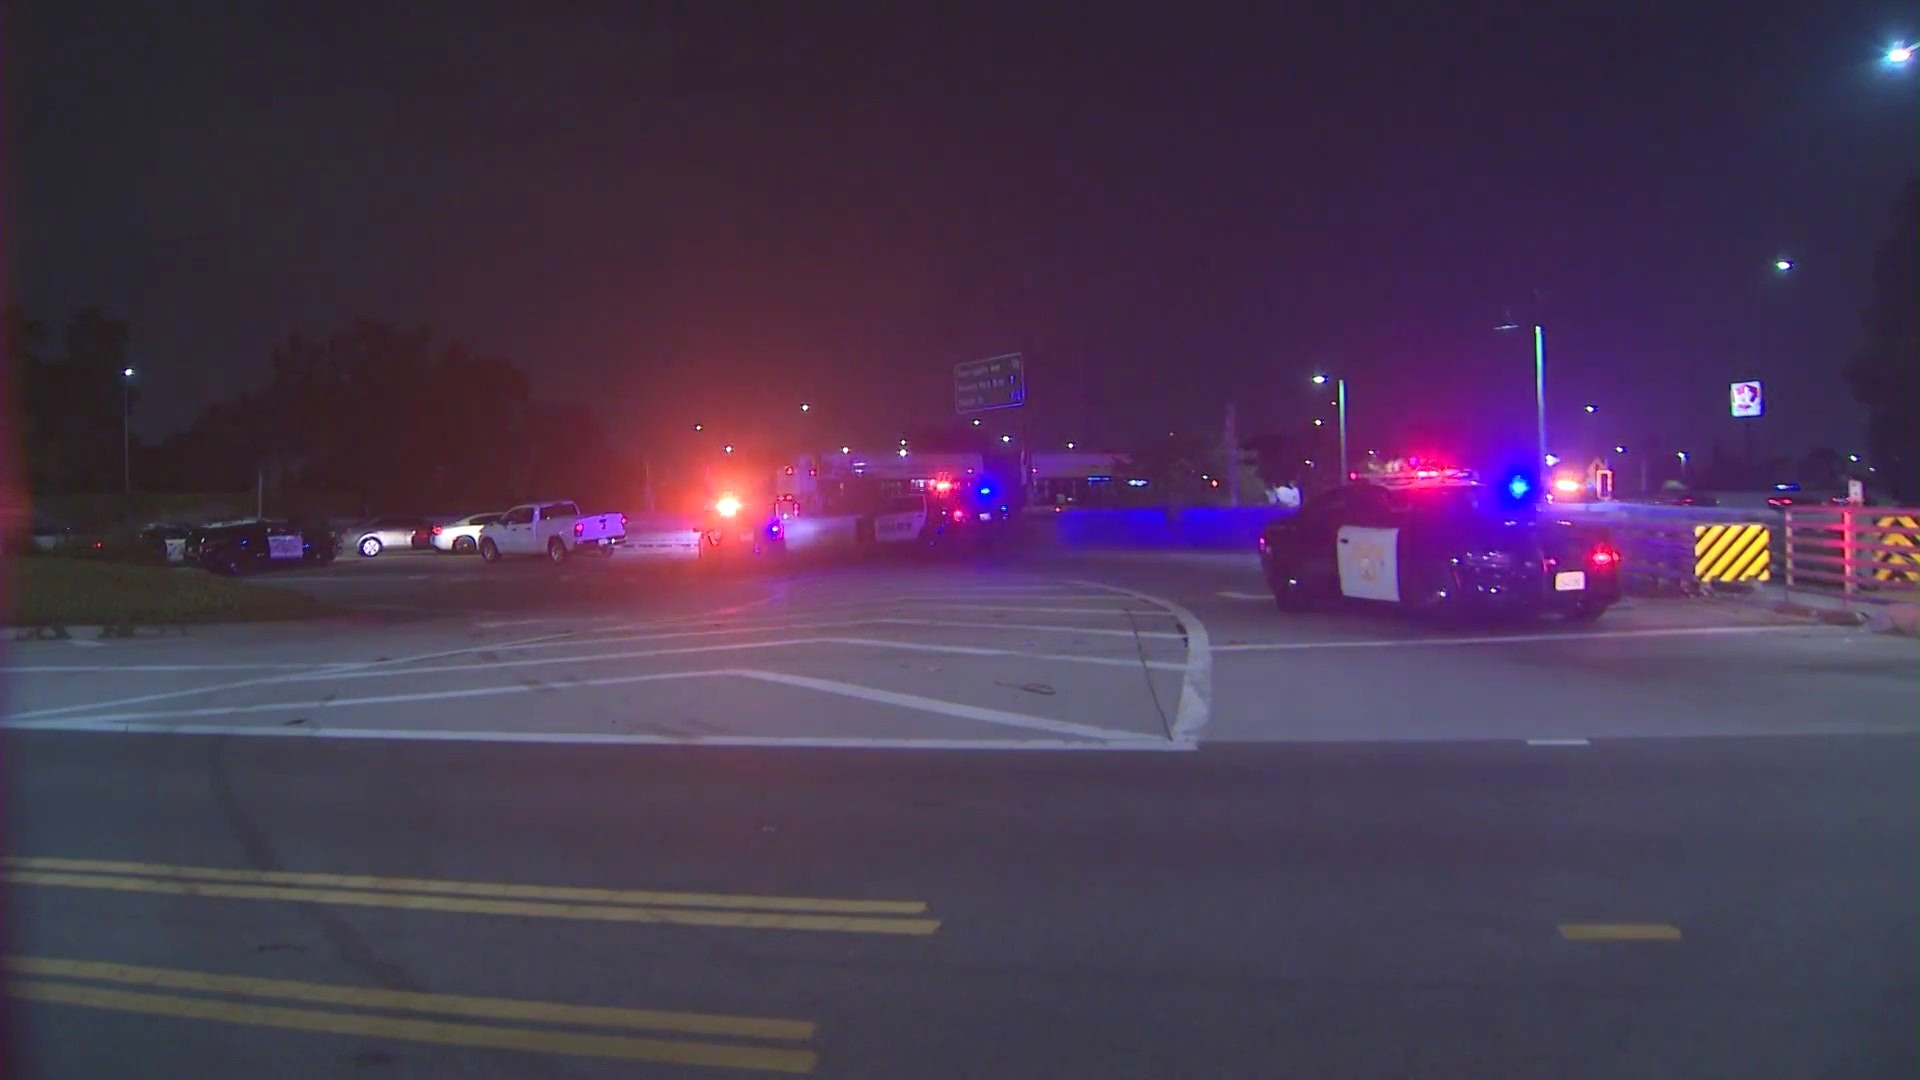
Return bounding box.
[187,519,338,575]
[477,500,626,564]
[431,512,503,554]
[339,516,436,558]
[139,523,194,563]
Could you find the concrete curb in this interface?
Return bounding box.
[6,624,191,642]
[1772,603,1870,628]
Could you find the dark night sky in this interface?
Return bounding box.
[10,3,1918,470]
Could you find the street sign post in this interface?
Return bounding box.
[954,353,1026,414]
[1730,380,1764,418]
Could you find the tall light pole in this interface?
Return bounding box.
[1496,322,1548,471]
[1311,374,1348,479]
[121,366,135,495]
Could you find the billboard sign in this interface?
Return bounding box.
[954,353,1026,414]
[1730,380,1764,418]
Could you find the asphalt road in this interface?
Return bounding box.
[4,544,1916,1077]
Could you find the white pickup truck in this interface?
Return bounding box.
[477,500,626,564]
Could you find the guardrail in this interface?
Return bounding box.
[1548,504,1776,596]
[1781,507,1920,611]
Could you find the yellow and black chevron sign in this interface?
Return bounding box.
[1872,515,1919,582]
[1694,523,1771,582]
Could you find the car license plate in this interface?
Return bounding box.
[267,535,304,560]
[1554,570,1587,591]
[978,511,992,520]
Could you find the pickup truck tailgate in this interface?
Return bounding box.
[573,513,625,541]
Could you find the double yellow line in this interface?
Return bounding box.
[7,956,818,1073]
[0,855,940,936]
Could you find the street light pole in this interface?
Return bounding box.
[121,367,135,495]
[1334,377,1349,480]
[1532,324,1547,473]
[1496,322,1548,470]
[1311,373,1349,478]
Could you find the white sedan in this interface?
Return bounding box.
[431,512,503,554]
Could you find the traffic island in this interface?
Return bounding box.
[5,557,332,636]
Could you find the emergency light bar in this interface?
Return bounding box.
[1367,461,1478,487]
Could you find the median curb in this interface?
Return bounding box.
[6,624,191,642]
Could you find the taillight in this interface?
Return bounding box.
[620,514,628,528]
[1258,535,1268,553]
[431,525,443,535]
[952,508,965,522]
[572,521,584,536]
[1589,544,1619,568]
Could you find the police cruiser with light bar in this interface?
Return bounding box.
[1257,462,1622,621]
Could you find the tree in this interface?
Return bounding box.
[243,322,533,510]
[1238,432,1301,489]
[1129,431,1218,503]
[1795,446,1844,489]
[15,307,132,492]
[1844,177,1919,503]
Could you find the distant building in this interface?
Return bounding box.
[1031,451,1139,506]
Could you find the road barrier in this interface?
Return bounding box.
[1781,507,1920,615]
[1693,523,1771,582]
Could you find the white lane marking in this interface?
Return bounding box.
[1210,624,1816,653]
[472,614,628,629]
[4,667,1155,743]
[1526,738,1591,746]
[65,639,104,649]
[1,662,344,673]
[901,604,1174,617]
[4,631,579,722]
[883,592,1135,604]
[1072,579,1213,743]
[3,723,1194,752]
[724,670,1148,741]
[871,618,1186,640]
[200,636,1186,687]
[1217,591,1272,601]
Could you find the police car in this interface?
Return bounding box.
[1257,466,1622,621]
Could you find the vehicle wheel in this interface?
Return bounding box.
[1267,564,1314,611]
[547,538,568,564]
[454,536,477,555]
[1272,582,1314,612]
[1565,602,1609,623]
[357,536,383,558]
[479,539,501,564]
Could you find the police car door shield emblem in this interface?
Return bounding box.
[1336,525,1400,602]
